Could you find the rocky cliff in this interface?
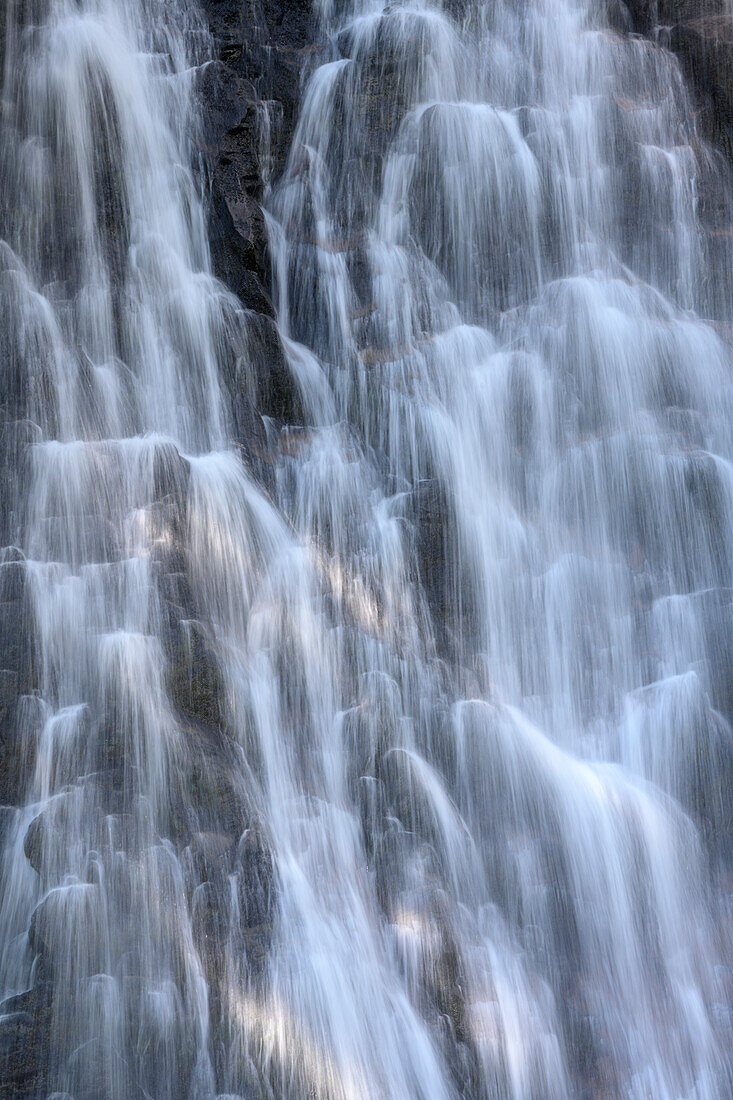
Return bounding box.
[623,1,733,157]
[197,0,732,366]
[0,0,731,1095]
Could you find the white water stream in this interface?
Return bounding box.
[1,1,732,1097]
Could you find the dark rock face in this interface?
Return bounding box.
[0,984,55,1099]
[197,0,318,317]
[198,60,274,314]
[671,16,733,159]
[626,2,733,159]
[194,0,316,493]
[625,0,719,34]
[0,554,37,806]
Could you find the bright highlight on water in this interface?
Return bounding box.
[1,0,732,1097]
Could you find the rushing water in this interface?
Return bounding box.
[1,0,732,1096]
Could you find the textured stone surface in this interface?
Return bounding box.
[197,0,317,318]
[625,1,733,158]
[671,16,733,158]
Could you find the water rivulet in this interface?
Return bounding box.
[1,0,732,1096]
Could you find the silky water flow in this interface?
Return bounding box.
[0,0,732,1097]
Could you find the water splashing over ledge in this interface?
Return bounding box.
[1,0,732,1097]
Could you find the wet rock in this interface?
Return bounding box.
[167,618,224,729]
[219,306,301,441]
[191,830,236,861]
[236,826,274,929]
[624,0,657,34]
[0,683,30,808]
[604,1,634,33]
[671,17,733,158]
[0,671,22,805]
[0,1012,35,1060]
[217,174,270,286]
[0,665,18,712]
[199,61,262,204]
[697,589,733,721]
[0,805,15,846]
[28,884,105,980]
[0,560,24,604]
[623,4,733,160]
[0,983,55,1100]
[241,923,271,977]
[243,311,303,425]
[626,1,720,34]
[412,478,478,659]
[20,785,94,881]
[0,982,54,1024]
[188,763,246,841]
[693,709,733,857]
[0,556,37,701]
[145,444,192,578]
[208,183,274,316]
[196,0,322,438]
[152,441,190,510]
[198,0,318,314]
[0,576,26,671]
[231,386,269,469]
[159,571,195,631]
[192,878,230,981]
[66,1037,143,1100]
[198,60,259,166]
[23,811,50,877]
[413,479,447,590]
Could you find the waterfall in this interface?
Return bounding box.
[1,0,732,1097]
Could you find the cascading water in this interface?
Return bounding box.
[0,0,732,1097]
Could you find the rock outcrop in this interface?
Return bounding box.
[671,15,733,158]
[197,0,318,317]
[625,1,733,158]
